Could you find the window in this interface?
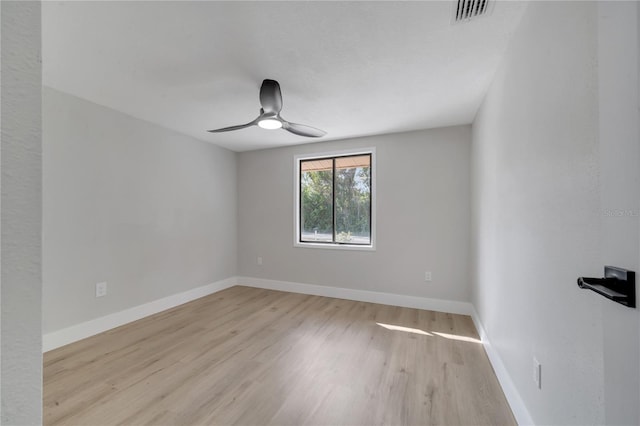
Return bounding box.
[295,150,374,249]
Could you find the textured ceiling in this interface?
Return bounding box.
[43,1,527,152]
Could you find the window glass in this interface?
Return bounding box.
[300,159,333,242]
[299,154,371,246]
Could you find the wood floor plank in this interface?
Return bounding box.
[44,286,515,425]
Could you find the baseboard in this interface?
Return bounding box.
[43,276,471,352]
[471,307,534,426]
[42,277,237,352]
[237,276,473,315]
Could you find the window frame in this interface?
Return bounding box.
[294,148,376,251]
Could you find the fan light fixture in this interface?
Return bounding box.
[207,79,326,138]
[257,118,282,130]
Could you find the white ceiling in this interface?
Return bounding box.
[43,1,527,152]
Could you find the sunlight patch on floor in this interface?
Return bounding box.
[431,331,482,344]
[376,323,482,343]
[376,322,433,336]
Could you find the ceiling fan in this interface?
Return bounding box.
[207,79,326,138]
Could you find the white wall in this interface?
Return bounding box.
[472,1,639,424]
[1,1,42,424]
[43,88,237,334]
[237,126,471,302]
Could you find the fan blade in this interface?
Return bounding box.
[259,79,283,114]
[282,121,326,138]
[207,121,256,133]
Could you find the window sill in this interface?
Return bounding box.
[294,242,376,251]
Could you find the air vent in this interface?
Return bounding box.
[452,0,493,23]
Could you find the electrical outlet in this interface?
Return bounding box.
[96,282,107,298]
[257,256,263,266]
[533,357,542,389]
[424,271,432,282]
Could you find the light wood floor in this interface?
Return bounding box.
[44,286,516,425]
